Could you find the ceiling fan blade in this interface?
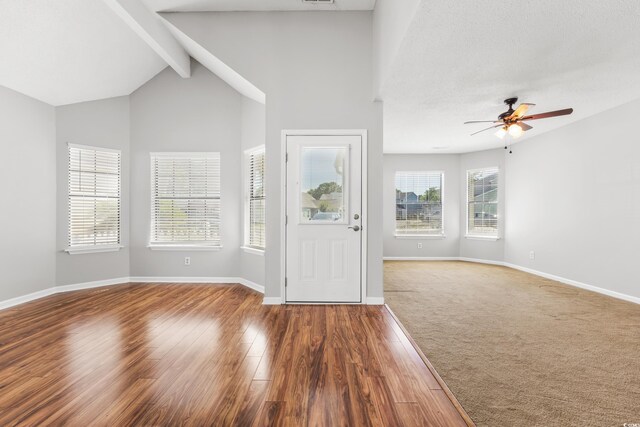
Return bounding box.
[521,108,573,121]
[464,120,501,124]
[519,122,533,131]
[470,124,503,136]
[510,103,535,119]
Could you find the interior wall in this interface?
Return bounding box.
[459,148,506,262]
[55,96,131,285]
[0,86,56,301]
[165,12,384,301]
[240,97,266,287]
[383,154,460,258]
[505,98,640,299]
[129,61,243,278]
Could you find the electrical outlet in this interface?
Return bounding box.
[184,257,191,266]
[417,243,423,249]
[529,251,535,260]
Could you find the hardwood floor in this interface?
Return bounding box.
[0,284,470,426]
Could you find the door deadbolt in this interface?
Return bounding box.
[354,214,360,220]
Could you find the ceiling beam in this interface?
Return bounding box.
[101,0,190,78]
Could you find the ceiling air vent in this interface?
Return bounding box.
[302,0,335,3]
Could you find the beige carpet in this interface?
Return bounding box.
[384,261,640,427]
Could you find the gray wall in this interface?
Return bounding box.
[130,61,243,278]
[55,96,131,285]
[383,154,460,258]
[165,12,384,300]
[0,85,56,301]
[505,98,640,299]
[240,97,266,286]
[459,148,506,262]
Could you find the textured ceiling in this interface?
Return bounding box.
[142,0,376,12]
[0,0,167,106]
[382,0,640,153]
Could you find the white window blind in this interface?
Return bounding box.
[395,171,444,235]
[246,147,266,249]
[150,153,221,246]
[68,144,121,249]
[467,167,499,236]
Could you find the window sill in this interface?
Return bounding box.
[147,245,222,251]
[241,246,265,256]
[394,234,446,240]
[465,235,500,241]
[65,245,123,255]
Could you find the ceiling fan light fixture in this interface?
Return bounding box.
[495,126,507,139]
[508,123,523,138]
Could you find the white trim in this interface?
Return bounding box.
[55,277,131,293]
[458,257,505,266]
[464,235,500,241]
[67,142,122,154]
[0,288,56,311]
[0,276,266,311]
[503,263,640,305]
[366,297,385,305]
[384,256,459,261]
[394,234,446,240]
[262,297,283,305]
[382,257,640,305]
[147,245,222,251]
[281,129,369,305]
[65,245,123,255]
[0,277,129,311]
[241,246,265,256]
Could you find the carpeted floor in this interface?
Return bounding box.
[384,261,640,427]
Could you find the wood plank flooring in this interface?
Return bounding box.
[0,284,470,426]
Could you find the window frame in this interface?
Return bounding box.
[66,143,122,255]
[394,170,445,238]
[148,152,222,250]
[465,166,500,240]
[243,146,266,254]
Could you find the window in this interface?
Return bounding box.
[67,144,121,253]
[245,147,266,250]
[467,167,499,237]
[150,153,221,248]
[395,171,444,236]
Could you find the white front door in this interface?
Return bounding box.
[285,135,362,303]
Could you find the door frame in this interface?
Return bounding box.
[280,129,368,304]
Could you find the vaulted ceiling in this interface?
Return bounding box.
[0,0,374,106]
[381,0,640,153]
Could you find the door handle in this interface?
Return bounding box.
[348,225,360,232]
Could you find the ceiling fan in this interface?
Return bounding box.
[464,97,573,140]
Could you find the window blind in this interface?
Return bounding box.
[395,171,444,235]
[467,167,499,236]
[68,144,121,248]
[150,153,221,246]
[247,148,266,249]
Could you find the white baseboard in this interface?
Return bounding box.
[503,263,640,305]
[1,276,266,311]
[56,277,131,293]
[366,297,385,305]
[458,257,505,266]
[0,287,57,311]
[262,297,282,305]
[384,256,459,261]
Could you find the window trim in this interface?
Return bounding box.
[148,152,222,249]
[244,146,266,251]
[465,166,500,239]
[394,170,445,237]
[66,143,122,254]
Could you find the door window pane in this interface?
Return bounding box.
[300,147,347,223]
